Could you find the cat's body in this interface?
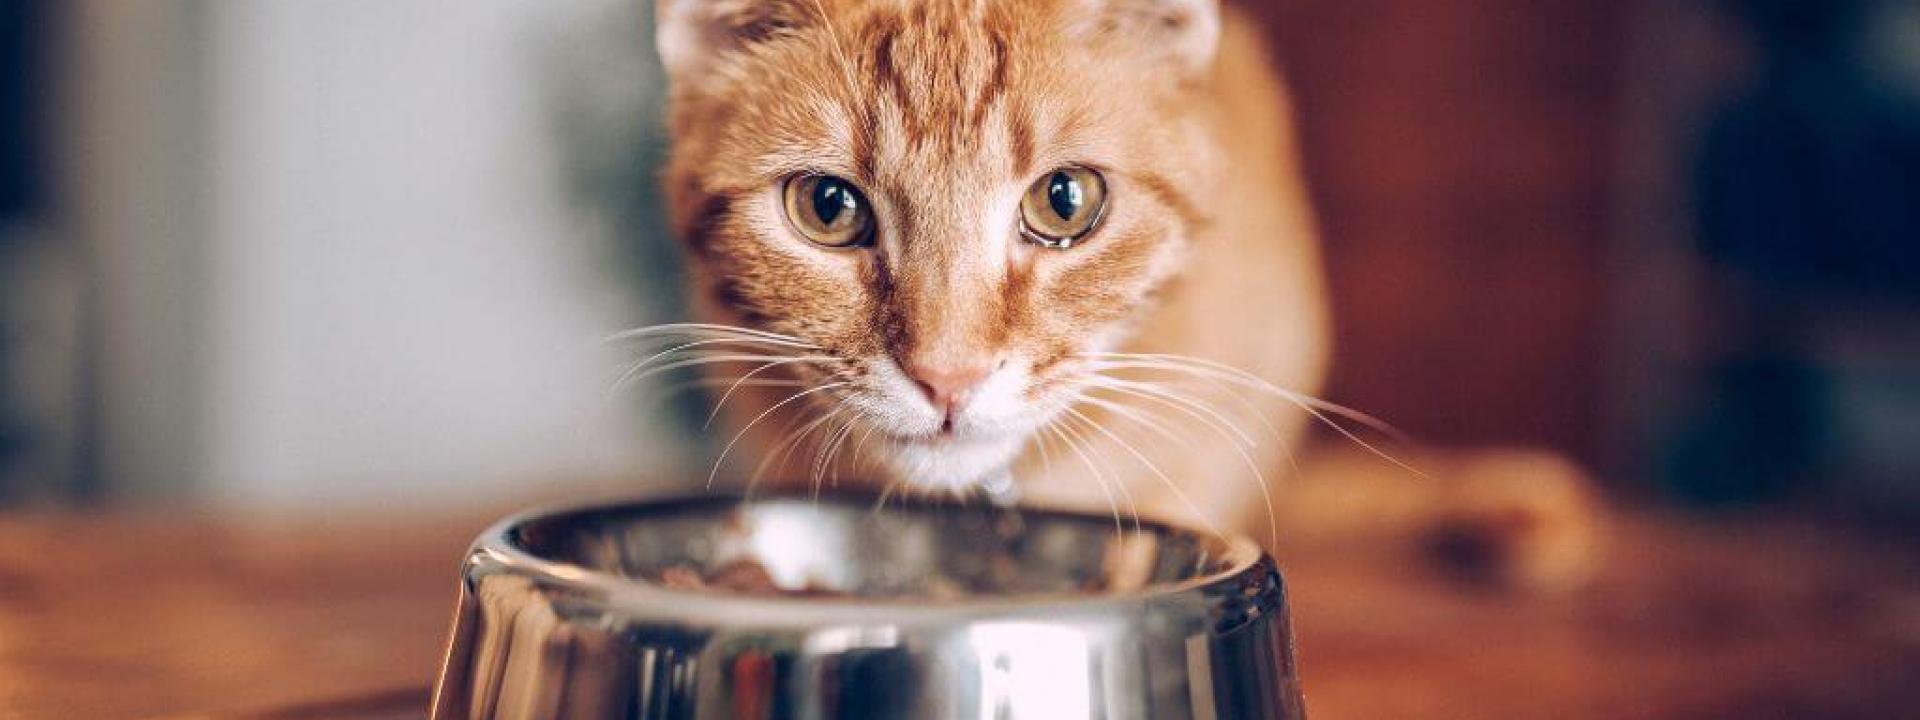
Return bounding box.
[651,0,1605,581]
[655,0,1326,536]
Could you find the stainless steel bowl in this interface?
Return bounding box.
[430,494,1306,719]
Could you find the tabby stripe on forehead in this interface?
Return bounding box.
[1007,107,1034,179]
[887,190,917,239]
[967,32,1010,134]
[852,102,879,182]
[870,25,923,142]
[869,20,900,100]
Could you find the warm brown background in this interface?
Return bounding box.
[1247,0,1623,462]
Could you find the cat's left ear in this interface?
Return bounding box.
[655,0,815,80]
[1074,0,1221,76]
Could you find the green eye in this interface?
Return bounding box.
[784,174,874,248]
[1019,166,1107,249]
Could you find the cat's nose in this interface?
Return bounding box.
[906,359,996,418]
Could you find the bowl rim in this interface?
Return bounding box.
[460,490,1277,626]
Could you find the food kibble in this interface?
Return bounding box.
[653,558,843,597]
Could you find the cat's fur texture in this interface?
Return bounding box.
[653,0,1329,536]
[649,0,1608,592]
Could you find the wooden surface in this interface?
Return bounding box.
[1,506,1914,719]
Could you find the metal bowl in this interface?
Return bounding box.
[429,493,1305,719]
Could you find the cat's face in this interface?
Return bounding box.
[660,0,1222,490]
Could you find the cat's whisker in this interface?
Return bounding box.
[1268,394,1431,480]
[1077,376,1257,449]
[608,349,775,391]
[605,322,818,348]
[1063,406,1225,541]
[615,352,834,395]
[594,356,811,443]
[822,409,870,489]
[1081,353,1428,479]
[625,337,818,383]
[614,335,817,373]
[1041,412,1126,542]
[747,405,843,495]
[599,330,848,461]
[605,340,805,400]
[1031,417,1058,482]
[613,331,810,376]
[703,356,834,429]
[799,0,861,100]
[656,377,808,394]
[851,414,883,476]
[807,414,845,494]
[811,408,862,494]
[611,334,818,374]
[798,408,851,501]
[1078,370,1300,509]
[1052,407,1142,535]
[1074,392,1279,546]
[1084,353,1406,441]
[808,398,867,505]
[603,371,805,410]
[708,382,851,490]
[1082,389,1213,451]
[1070,395,1181,458]
[744,411,812,494]
[652,377,811,423]
[1094,362,1285,441]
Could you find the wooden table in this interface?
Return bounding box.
[1,507,1914,719]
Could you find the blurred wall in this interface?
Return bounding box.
[0,0,72,503]
[26,0,1910,514]
[1252,0,1627,465]
[1615,0,1920,514]
[61,1,210,503]
[56,0,687,510]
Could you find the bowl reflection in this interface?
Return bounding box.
[430,493,1305,719]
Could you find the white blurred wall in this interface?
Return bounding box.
[68,0,686,510]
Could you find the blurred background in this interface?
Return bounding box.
[4,0,1916,519]
[1,0,692,511]
[1,0,1916,717]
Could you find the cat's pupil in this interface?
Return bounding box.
[1047,172,1082,221]
[813,180,854,227]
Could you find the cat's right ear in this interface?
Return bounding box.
[1069,0,1221,77]
[655,0,813,80]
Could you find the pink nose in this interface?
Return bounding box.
[906,360,995,417]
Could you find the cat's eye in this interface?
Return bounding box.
[783,174,874,248]
[1019,166,1107,249]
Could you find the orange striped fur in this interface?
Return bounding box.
[657,0,1330,534]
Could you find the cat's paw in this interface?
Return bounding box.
[1420,449,1608,594]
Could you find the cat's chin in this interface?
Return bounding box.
[870,432,1027,492]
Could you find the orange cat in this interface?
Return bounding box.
[648,0,1323,536]
[643,0,1602,585]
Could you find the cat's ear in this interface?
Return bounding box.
[655,0,814,79]
[1073,0,1221,75]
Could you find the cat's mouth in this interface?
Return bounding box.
[870,425,1030,491]
[886,426,995,447]
[830,358,1049,488]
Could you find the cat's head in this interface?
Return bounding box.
[658,0,1223,490]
